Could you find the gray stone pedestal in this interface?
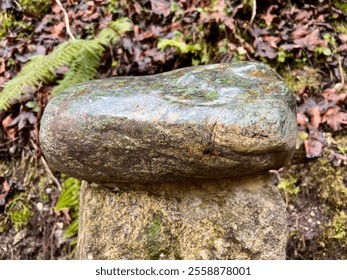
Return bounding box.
[76,173,287,260]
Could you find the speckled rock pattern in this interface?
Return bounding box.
[40,62,296,184]
[76,174,287,260]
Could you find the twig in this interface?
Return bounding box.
[30,139,61,191]
[250,0,257,26]
[41,156,62,192]
[55,0,76,41]
[337,54,345,88]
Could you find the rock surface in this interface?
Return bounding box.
[40,62,296,184]
[76,173,288,260]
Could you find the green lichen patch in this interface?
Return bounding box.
[145,214,165,259]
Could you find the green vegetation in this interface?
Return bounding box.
[283,136,347,258]
[0,18,131,110]
[158,32,210,66]
[0,12,32,39]
[277,176,299,206]
[281,66,321,93]
[19,0,51,18]
[328,211,347,240]
[55,177,81,241]
[334,1,347,13]
[6,194,32,232]
[0,0,50,39]
[146,215,162,259]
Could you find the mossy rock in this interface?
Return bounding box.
[40,62,296,184]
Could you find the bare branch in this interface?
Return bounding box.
[55,0,76,41]
[250,0,257,26]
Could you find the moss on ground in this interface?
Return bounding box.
[19,0,51,18]
[334,1,347,13]
[0,12,31,39]
[7,198,32,232]
[283,134,347,259]
[281,66,321,94]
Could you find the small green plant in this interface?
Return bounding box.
[6,194,32,232]
[158,32,210,65]
[278,176,299,195]
[315,33,337,56]
[55,176,81,241]
[278,176,299,205]
[277,49,293,63]
[0,18,131,110]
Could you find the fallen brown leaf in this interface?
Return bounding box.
[304,137,323,158]
[150,0,171,17]
[260,5,277,26]
[255,41,278,59]
[337,43,347,52]
[308,106,321,128]
[322,107,347,130]
[293,29,324,51]
[321,88,347,102]
[291,24,308,40]
[51,22,66,39]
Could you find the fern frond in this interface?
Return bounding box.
[98,17,132,45]
[52,48,101,95]
[0,18,132,110]
[55,177,81,241]
[0,40,86,109]
[55,177,80,211]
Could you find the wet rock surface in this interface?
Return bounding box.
[40,61,296,184]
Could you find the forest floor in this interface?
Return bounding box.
[1,0,347,259]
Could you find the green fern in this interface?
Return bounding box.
[52,41,102,95]
[0,17,132,109]
[55,176,81,240]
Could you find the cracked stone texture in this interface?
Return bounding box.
[40,61,296,184]
[76,173,288,260]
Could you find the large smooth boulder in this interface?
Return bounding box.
[40,62,296,184]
